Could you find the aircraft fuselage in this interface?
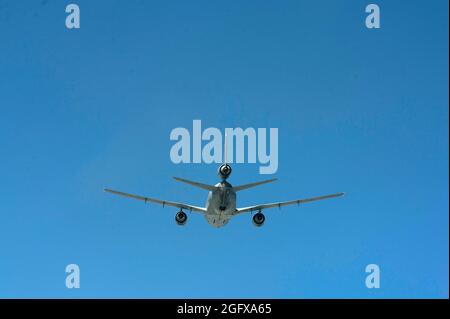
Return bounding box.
[205,181,237,227]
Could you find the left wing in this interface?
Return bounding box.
[104,188,206,213]
[236,192,345,214]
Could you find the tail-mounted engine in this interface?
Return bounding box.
[218,164,232,180]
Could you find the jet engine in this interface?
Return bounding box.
[175,211,187,225]
[252,212,265,227]
[218,164,232,180]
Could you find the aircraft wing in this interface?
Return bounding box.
[104,188,206,213]
[236,192,345,214]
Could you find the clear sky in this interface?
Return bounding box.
[0,0,448,298]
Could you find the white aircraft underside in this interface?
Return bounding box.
[204,182,236,227]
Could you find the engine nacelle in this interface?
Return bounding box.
[218,164,232,180]
[175,211,187,225]
[252,212,265,227]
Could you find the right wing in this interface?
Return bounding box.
[104,188,206,213]
[236,192,345,214]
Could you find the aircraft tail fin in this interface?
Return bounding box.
[173,177,217,191]
[224,132,228,165]
[232,178,277,192]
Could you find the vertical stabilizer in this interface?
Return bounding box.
[218,132,232,180]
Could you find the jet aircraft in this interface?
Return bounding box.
[105,138,344,228]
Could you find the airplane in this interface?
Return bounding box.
[104,137,344,228]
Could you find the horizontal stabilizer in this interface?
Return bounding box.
[173,177,217,191]
[232,178,277,192]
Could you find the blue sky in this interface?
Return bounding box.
[0,0,448,298]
